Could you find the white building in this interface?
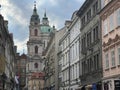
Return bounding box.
[58,10,81,90]
[58,21,70,90]
[69,11,81,90]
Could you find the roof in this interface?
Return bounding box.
[77,0,93,17]
[40,25,53,33]
[20,53,27,59]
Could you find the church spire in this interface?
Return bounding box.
[30,1,40,25]
[44,9,46,17]
[33,1,37,15]
[42,9,49,25]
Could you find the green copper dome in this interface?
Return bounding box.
[40,25,53,33]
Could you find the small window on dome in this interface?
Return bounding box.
[48,29,50,32]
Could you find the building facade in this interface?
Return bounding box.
[69,11,81,90]
[0,14,16,90]
[55,27,66,90]
[58,21,71,90]
[58,11,81,90]
[15,53,27,90]
[77,0,102,89]
[26,3,54,90]
[100,0,120,90]
[44,30,56,90]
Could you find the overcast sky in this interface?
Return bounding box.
[0,0,85,54]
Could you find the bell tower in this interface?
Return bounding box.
[27,2,43,57]
[26,2,55,89]
[27,2,44,73]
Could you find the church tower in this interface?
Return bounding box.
[26,2,55,90]
[27,2,44,72]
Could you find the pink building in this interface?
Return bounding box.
[100,0,120,90]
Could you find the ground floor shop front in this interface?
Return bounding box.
[102,78,120,90]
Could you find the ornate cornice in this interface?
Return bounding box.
[103,34,120,51]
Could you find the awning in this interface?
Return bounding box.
[76,86,85,90]
[85,85,92,88]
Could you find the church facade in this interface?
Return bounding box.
[26,3,54,90]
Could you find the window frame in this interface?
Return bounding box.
[117,47,120,65]
[111,50,115,67]
[105,53,109,69]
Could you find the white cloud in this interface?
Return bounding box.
[1,0,28,29]
[75,0,85,5]
[49,14,63,29]
[0,0,28,54]
[49,0,58,6]
[14,38,28,54]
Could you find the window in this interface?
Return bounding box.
[93,1,98,14]
[85,60,88,73]
[111,50,115,67]
[88,59,90,72]
[117,9,120,26]
[35,46,38,54]
[118,48,120,65]
[34,29,38,36]
[81,36,86,52]
[87,9,91,21]
[34,63,38,68]
[93,26,99,41]
[82,16,85,26]
[103,19,108,35]
[109,14,114,31]
[91,59,94,71]
[94,54,99,70]
[96,54,99,69]
[105,53,109,69]
[82,61,85,74]
[87,32,91,46]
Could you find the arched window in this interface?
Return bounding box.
[34,63,38,68]
[35,46,38,54]
[34,29,38,36]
